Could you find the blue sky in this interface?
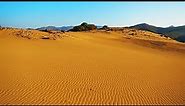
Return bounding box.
[0,2,185,28]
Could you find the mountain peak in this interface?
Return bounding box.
[139,23,149,25]
[169,25,174,28]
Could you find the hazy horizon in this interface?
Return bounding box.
[0,2,185,28]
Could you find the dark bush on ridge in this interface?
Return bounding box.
[102,25,108,29]
[99,25,110,31]
[81,22,88,27]
[86,24,97,30]
[69,22,97,31]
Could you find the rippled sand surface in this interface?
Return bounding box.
[0,29,185,105]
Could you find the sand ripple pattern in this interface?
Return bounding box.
[0,30,185,105]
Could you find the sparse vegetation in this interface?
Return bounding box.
[39,29,64,34]
[69,22,97,31]
[60,30,65,33]
[99,25,110,30]
[102,25,108,29]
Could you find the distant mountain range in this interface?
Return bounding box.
[35,23,185,42]
[36,25,103,32]
[36,26,74,31]
[129,23,185,42]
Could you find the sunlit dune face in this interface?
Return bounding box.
[0,28,184,105]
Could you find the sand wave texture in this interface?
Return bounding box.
[0,29,185,105]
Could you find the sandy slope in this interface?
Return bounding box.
[0,28,185,105]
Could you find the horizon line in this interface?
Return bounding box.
[1,22,185,29]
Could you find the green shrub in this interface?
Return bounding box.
[69,22,97,31]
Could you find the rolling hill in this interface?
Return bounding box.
[129,23,185,42]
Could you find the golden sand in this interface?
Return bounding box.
[0,29,184,105]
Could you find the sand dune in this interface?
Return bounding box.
[0,28,184,105]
